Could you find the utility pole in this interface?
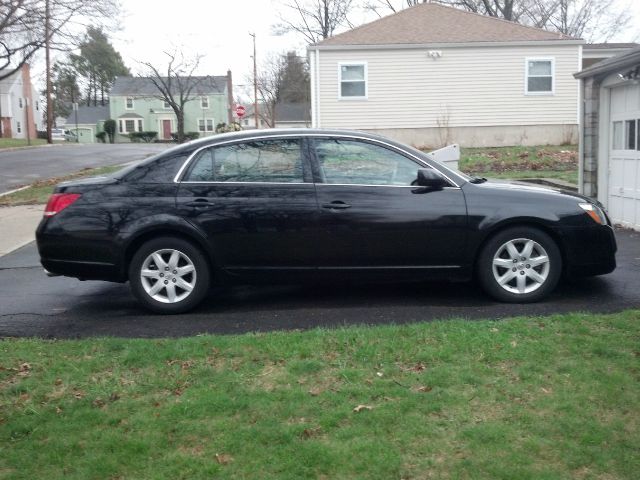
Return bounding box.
[45,0,53,144]
[250,32,258,129]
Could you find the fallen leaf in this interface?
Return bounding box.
[54,378,63,386]
[215,453,233,465]
[92,398,105,408]
[353,404,373,413]
[73,390,85,400]
[416,386,433,393]
[490,328,499,333]
[376,371,384,377]
[541,387,553,394]
[510,341,518,347]
[19,393,30,401]
[301,427,322,439]
[55,406,63,414]
[109,392,120,402]
[308,387,323,396]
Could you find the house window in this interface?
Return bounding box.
[163,100,171,109]
[625,119,636,150]
[339,63,367,99]
[16,121,21,133]
[201,96,209,108]
[526,58,554,94]
[125,97,134,109]
[198,119,214,132]
[119,119,142,133]
[18,98,23,108]
[35,101,39,111]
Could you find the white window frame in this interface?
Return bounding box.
[163,100,171,109]
[200,96,209,109]
[525,57,555,96]
[119,118,142,134]
[125,97,134,109]
[18,98,23,108]
[338,62,368,100]
[198,118,215,132]
[16,120,22,133]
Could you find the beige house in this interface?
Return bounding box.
[308,3,583,147]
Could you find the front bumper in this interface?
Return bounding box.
[557,224,617,277]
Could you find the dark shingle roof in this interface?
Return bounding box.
[313,3,578,47]
[64,104,109,125]
[111,76,228,96]
[575,46,640,79]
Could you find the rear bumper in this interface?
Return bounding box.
[557,224,617,277]
[40,258,124,282]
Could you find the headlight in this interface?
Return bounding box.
[578,202,607,225]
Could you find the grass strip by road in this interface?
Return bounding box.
[0,138,48,149]
[1,310,638,479]
[0,165,123,206]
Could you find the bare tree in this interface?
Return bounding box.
[0,0,119,81]
[364,0,427,16]
[274,0,355,44]
[248,53,284,128]
[139,50,208,143]
[373,0,632,41]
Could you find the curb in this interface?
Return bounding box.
[0,142,71,153]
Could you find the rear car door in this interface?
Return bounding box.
[176,136,319,273]
[310,137,468,271]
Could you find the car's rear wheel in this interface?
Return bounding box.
[129,237,210,314]
[477,227,561,303]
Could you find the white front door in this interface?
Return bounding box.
[608,83,640,230]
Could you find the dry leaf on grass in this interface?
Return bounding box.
[353,404,373,413]
[215,453,233,465]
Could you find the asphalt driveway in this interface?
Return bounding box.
[0,229,638,339]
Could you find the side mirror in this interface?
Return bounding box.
[415,168,448,189]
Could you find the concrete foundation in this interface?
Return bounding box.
[357,124,578,149]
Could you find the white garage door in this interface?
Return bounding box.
[609,83,640,230]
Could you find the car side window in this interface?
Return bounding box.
[314,139,420,186]
[184,139,304,183]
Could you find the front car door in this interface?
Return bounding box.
[176,136,319,276]
[310,136,468,276]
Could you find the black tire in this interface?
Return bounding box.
[128,236,211,314]
[477,226,562,303]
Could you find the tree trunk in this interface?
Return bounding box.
[177,110,185,143]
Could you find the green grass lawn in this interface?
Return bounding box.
[1,310,638,479]
[458,145,578,185]
[0,165,123,206]
[0,138,48,149]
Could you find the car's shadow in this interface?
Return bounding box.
[14,273,633,339]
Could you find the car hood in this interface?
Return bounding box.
[472,178,598,205]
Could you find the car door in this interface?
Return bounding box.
[175,136,320,273]
[310,137,468,271]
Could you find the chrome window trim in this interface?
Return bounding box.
[173,133,463,188]
[178,181,312,186]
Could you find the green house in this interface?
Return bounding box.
[109,73,233,142]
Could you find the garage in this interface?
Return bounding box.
[69,126,95,144]
[576,47,640,231]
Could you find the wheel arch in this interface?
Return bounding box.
[472,219,567,277]
[123,227,217,281]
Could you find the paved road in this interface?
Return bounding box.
[1,229,638,339]
[0,143,170,193]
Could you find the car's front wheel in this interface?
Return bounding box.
[129,237,210,314]
[477,227,562,303]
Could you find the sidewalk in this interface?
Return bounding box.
[0,205,45,257]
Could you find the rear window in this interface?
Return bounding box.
[118,153,190,183]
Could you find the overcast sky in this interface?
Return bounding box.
[34,0,640,99]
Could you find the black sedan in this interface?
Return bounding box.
[36,129,616,314]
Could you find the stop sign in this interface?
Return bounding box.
[235,105,246,118]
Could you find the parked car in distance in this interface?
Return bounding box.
[36,129,617,314]
[51,128,74,142]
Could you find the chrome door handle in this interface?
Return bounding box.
[322,201,351,210]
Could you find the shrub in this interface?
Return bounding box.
[103,119,116,144]
[215,122,242,133]
[96,131,107,143]
[128,131,157,143]
[171,131,200,142]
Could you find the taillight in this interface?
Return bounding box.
[43,193,81,217]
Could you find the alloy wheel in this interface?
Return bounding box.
[491,238,550,295]
[140,249,197,303]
